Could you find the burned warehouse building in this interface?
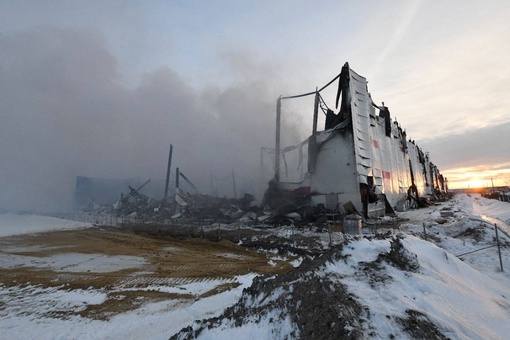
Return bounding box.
[265,62,448,218]
[71,62,448,224]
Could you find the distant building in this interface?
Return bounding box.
[74,176,140,210]
[74,176,168,210]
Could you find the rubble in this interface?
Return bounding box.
[74,63,456,229]
[112,179,156,216]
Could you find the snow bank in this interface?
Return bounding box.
[467,194,510,224]
[324,235,510,339]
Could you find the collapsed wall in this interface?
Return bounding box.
[272,63,447,218]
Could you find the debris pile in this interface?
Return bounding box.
[77,175,439,233]
[112,179,157,217]
[170,244,368,340]
[170,232,481,339]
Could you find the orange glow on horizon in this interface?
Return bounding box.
[442,163,510,189]
[465,179,486,189]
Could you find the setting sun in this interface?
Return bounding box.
[441,163,510,189]
[465,178,488,189]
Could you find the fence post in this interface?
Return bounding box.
[291,223,296,248]
[495,224,504,272]
[423,223,427,241]
[328,224,332,247]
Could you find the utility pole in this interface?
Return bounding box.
[312,90,319,135]
[163,144,173,203]
[174,167,180,215]
[175,167,180,190]
[275,97,281,182]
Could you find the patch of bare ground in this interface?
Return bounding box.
[0,226,295,320]
[396,310,449,340]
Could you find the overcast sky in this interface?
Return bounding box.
[1,0,510,211]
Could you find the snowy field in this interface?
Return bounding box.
[0,213,92,237]
[1,193,510,339]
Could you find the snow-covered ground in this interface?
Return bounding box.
[324,235,510,339]
[400,194,510,280]
[0,274,256,340]
[1,194,510,339]
[174,194,510,339]
[0,214,258,339]
[0,213,92,237]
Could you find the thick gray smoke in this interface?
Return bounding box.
[0,28,304,212]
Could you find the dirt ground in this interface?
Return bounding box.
[0,226,296,320]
